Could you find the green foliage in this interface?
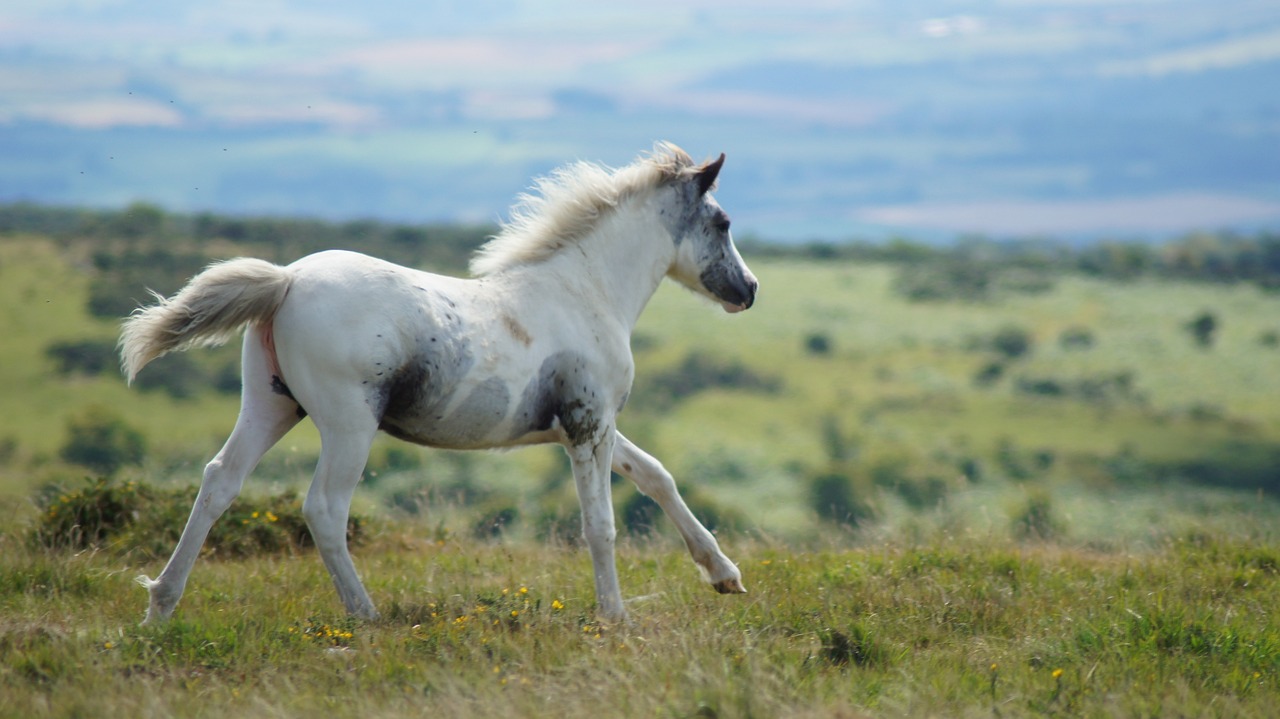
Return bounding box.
[1186,310,1219,349]
[634,351,781,411]
[31,477,152,551]
[808,466,877,527]
[893,258,994,302]
[45,339,118,376]
[29,477,362,559]
[620,489,661,536]
[991,325,1033,360]
[803,332,832,356]
[58,405,146,476]
[1058,325,1096,350]
[1010,488,1062,540]
[817,625,890,669]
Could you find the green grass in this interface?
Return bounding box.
[0,528,1277,718]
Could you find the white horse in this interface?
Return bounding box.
[120,143,758,624]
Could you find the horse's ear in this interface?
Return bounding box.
[695,153,726,196]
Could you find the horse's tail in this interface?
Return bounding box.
[119,258,292,383]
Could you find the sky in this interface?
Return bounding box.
[2,0,1279,242]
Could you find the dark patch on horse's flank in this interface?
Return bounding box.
[270,375,308,418]
[270,374,294,400]
[514,351,603,446]
[380,361,429,422]
[503,314,533,347]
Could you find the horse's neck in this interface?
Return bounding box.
[518,203,675,332]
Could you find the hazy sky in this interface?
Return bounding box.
[3,0,1279,240]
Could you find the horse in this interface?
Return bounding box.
[119,143,759,624]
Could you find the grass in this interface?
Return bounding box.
[0,525,1277,718]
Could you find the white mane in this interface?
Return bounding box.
[469,142,700,277]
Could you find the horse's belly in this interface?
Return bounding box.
[378,375,517,449]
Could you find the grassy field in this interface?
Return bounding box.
[2,234,1280,716]
[2,528,1277,718]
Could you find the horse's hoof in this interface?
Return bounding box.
[712,578,747,594]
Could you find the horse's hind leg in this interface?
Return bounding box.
[139,330,302,624]
[611,431,746,594]
[303,410,380,619]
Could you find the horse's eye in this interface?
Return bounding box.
[715,218,731,233]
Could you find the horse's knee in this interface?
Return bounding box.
[198,459,243,515]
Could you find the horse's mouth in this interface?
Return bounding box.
[720,300,749,314]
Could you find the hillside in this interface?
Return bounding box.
[2,217,1279,548]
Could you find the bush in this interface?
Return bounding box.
[808,467,876,527]
[620,489,661,536]
[46,339,118,376]
[32,477,151,551]
[30,477,363,558]
[991,326,1033,360]
[819,625,890,668]
[1059,326,1096,351]
[893,260,993,302]
[59,406,146,476]
[472,503,519,540]
[972,361,1005,387]
[133,353,205,400]
[635,351,782,410]
[1185,311,1218,349]
[1010,488,1062,541]
[804,332,833,356]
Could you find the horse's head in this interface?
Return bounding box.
[667,153,759,313]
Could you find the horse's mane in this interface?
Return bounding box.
[469,142,702,277]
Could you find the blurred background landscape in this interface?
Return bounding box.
[2,0,1278,240]
[1,0,1279,548]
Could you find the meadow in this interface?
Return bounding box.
[1,226,1279,717]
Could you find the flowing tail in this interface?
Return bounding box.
[119,258,292,383]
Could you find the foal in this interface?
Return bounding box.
[121,143,758,623]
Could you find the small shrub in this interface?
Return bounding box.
[31,477,362,558]
[472,503,519,540]
[808,467,876,527]
[1059,326,1096,351]
[45,339,118,376]
[133,353,205,400]
[893,260,993,302]
[818,625,889,668]
[1185,311,1218,349]
[534,501,582,546]
[32,477,151,551]
[59,405,146,476]
[973,361,1005,387]
[621,489,661,536]
[636,351,782,410]
[868,456,951,509]
[991,326,1033,360]
[1011,488,1062,541]
[804,332,833,356]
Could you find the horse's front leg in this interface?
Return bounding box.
[612,431,746,595]
[567,427,626,623]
